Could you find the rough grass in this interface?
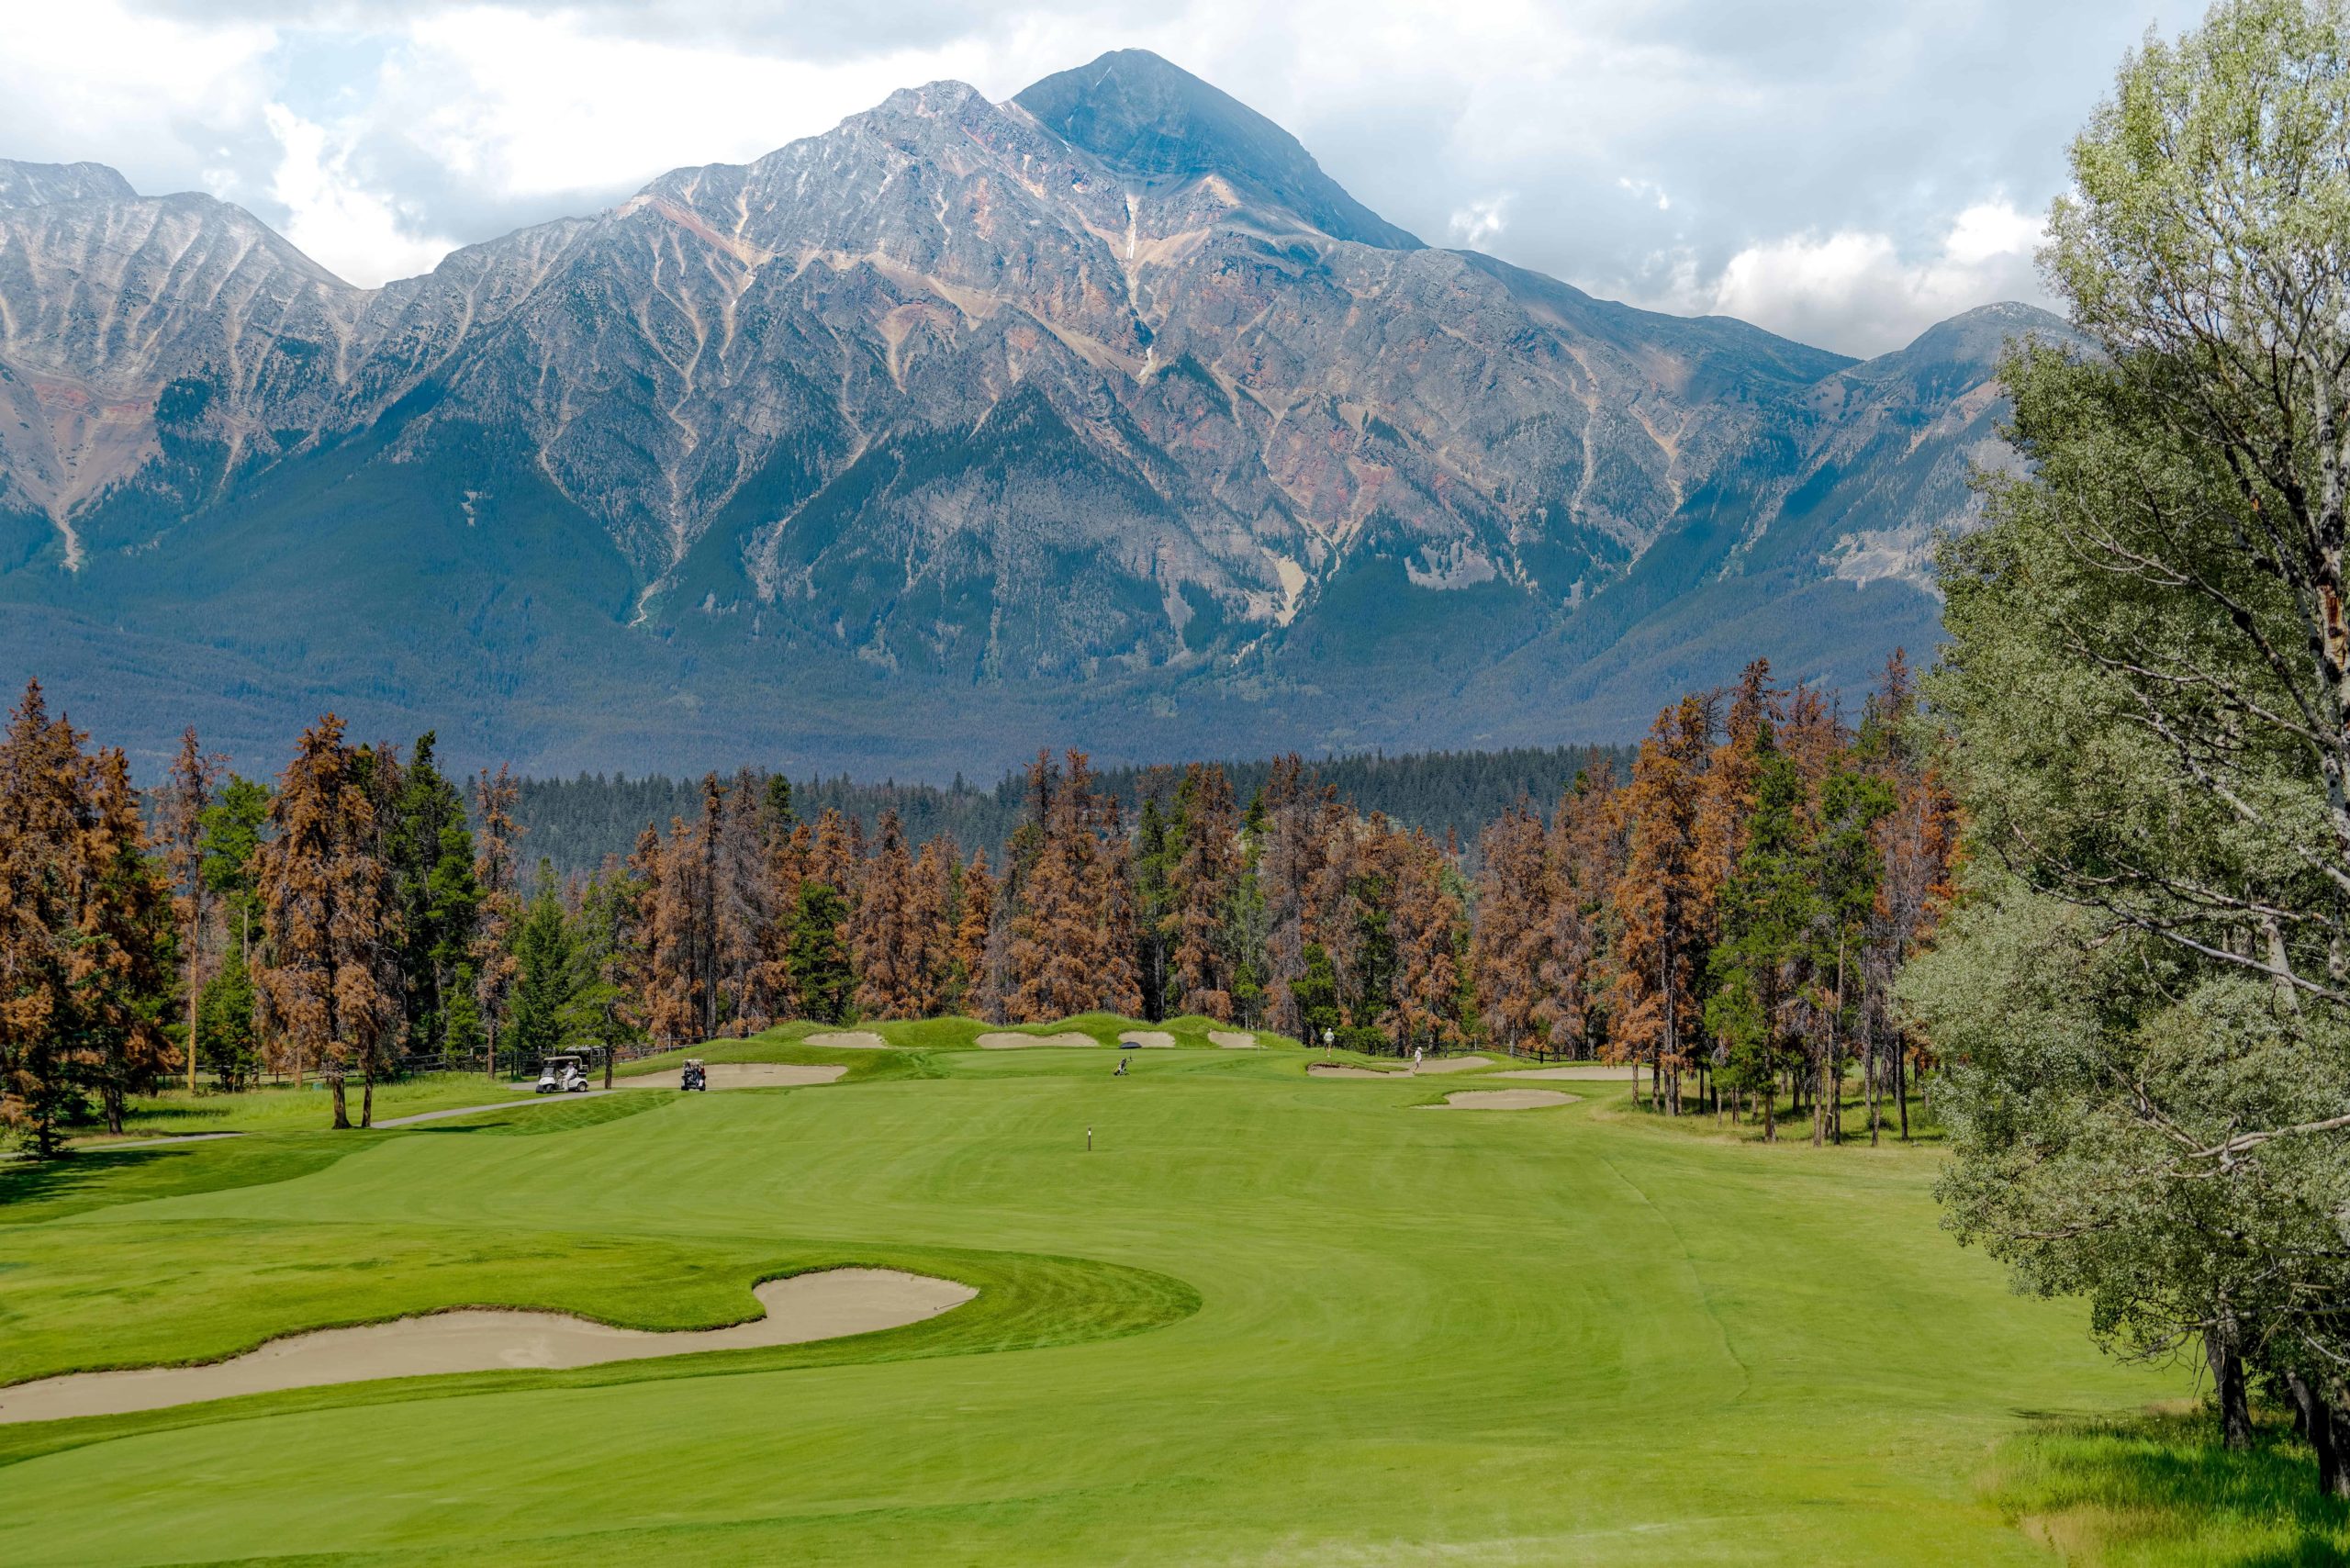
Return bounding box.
[0,1042,2191,1565]
[1986,1406,2350,1565]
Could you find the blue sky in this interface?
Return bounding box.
[4,0,2205,354]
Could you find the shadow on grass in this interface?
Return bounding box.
[1,1137,352,1226]
[0,1148,175,1212]
[1989,1407,2350,1566]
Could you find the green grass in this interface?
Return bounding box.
[1986,1407,2350,1565]
[99,1071,557,1138]
[0,1028,2219,1564]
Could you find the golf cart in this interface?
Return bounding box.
[680,1058,708,1092]
[534,1054,592,1094]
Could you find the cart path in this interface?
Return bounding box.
[374,1092,614,1127]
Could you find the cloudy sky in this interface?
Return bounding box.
[6,0,2202,356]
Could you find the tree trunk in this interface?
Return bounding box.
[330,1066,351,1131]
[2205,1322,2252,1450]
[1865,1017,1880,1148]
[187,948,201,1096]
[360,1065,375,1130]
[2287,1371,2348,1497]
[1896,1032,1910,1141]
[104,1086,125,1136]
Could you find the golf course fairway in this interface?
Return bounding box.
[0,1031,2179,1564]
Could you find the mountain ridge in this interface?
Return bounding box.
[0,51,2067,778]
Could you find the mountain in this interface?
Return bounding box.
[0,53,2069,778]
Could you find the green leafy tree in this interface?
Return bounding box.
[1918,0,2350,1492]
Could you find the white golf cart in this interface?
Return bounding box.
[534,1053,592,1094]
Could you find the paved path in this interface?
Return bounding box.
[375,1092,612,1128]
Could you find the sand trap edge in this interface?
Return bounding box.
[977,1032,1099,1049]
[1422,1089,1579,1110]
[0,1268,976,1427]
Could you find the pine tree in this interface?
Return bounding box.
[951,848,994,1015]
[77,748,177,1134]
[643,816,705,1049]
[1471,802,1549,1056]
[1167,764,1242,1021]
[255,716,394,1128]
[1537,766,1619,1059]
[1004,752,1140,1020]
[1133,797,1174,1019]
[196,947,261,1091]
[508,881,609,1063]
[156,727,225,1093]
[785,880,855,1024]
[1859,650,1961,1141]
[1705,739,1813,1141]
[751,818,811,1024]
[199,775,270,973]
[472,766,523,1075]
[713,768,769,1035]
[1386,829,1467,1054]
[385,734,476,1058]
[1610,697,1716,1114]
[910,834,955,1017]
[0,680,92,1154]
[851,811,923,1018]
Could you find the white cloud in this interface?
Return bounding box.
[1447,194,1511,248]
[10,2,2209,343]
[263,106,461,286]
[1617,176,1669,212]
[1698,198,2048,355]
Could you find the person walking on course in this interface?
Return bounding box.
[1413,1046,1425,1074]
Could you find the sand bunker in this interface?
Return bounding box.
[1307,1064,1404,1079]
[1427,1089,1577,1110]
[1410,1056,1492,1075]
[1118,1031,1176,1048]
[1494,1064,1627,1081]
[804,1030,890,1050]
[977,1032,1098,1049]
[613,1063,845,1092]
[0,1268,974,1427]
[1210,1031,1260,1049]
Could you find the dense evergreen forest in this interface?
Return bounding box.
[502,745,1639,878]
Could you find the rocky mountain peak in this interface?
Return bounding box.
[1014,49,1422,250]
[0,159,139,211]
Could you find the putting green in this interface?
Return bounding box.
[0,1033,2177,1564]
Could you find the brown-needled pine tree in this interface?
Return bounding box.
[255,716,393,1128]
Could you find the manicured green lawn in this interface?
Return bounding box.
[0,1030,2212,1563]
